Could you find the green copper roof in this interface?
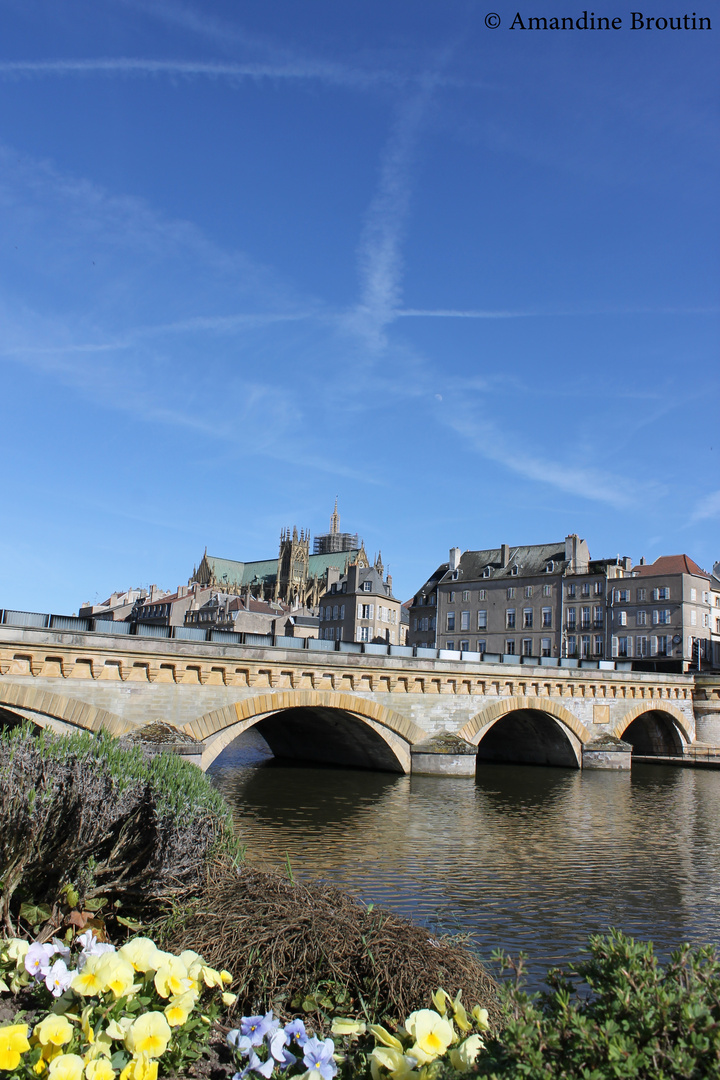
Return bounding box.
[203,549,360,588]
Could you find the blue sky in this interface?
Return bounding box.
[1,0,718,612]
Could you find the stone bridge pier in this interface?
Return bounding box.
[0,625,718,776]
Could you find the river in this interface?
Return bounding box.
[209,728,720,988]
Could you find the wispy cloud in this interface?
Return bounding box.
[691,491,720,522]
[445,408,661,509]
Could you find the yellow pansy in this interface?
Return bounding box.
[95,954,137,999]
[47,1053,85,1080]
[83,1031,113,1063]
[219,970,233,986]
[163,1001,190,1028]
[118,940,162,975]
[153,957,190,999]
[221,992,237,1007]
[471,1006,489,1030]
[430,990,450,1016]
[370,1046,418,1080]
[449,1034,484,1071]
[72,957,105,997]
[5,939,30,966]
[85,1059,116,1080]
[200,965,224,989]
[0,978,9,993]
[403,1011,454,1064]
[35,1015,74,1047]
[104,1019,131,1042]
[331,1019,367,1037]
[369,1024,404,1052]
[449,993,471,1034]
[119,1055,158,1080]
[178,951,201,969]
[0,1023,30,1070]
[124,1013,171,1059]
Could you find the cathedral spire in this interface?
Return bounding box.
[330,497,339,536]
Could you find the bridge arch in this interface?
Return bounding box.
[610,703,690,756]
[187,691,428,773]
[457,697,591,769]
[0,682,134,737]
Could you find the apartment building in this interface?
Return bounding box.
[406,562,448,650]
[431,536,633,660]
[610,554,716,669]
[317,558,404,645]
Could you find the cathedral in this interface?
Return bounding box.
[190,503,369,609]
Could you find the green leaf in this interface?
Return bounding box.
[116,915,143,930]
[83,897,108,911]
[20,901,53,924]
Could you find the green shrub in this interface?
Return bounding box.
[0,724,236,934]
[476,930,720,1079]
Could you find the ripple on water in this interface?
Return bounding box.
[209,728,720,988]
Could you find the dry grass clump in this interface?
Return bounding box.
[162,860,500,1030]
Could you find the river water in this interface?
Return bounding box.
[209,729,720,988]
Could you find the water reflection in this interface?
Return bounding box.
[209,729,720,987]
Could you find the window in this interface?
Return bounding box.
[582,583,590,597]
[319,606,325,620]
[652,587,670,601]
[429,594,436,605]
[460,610,470,630]
[522,638,533,656]
[449,590,455,602]
[567,607,576,630]
[511,565,519,576]
[594,605,603,627]
[362,580,372,592]
[581,635,591,658]
[636,610,646,626]
[567,584,576,598]
[543,584,552,597]
[653,609,671,625]
[482,567,491,578]
[478,589,487,600]
[637,588,646,602]
[359,603,373,619]
[462,590,471,601]
[541,638,551,657]
[636,636,648,657]
[581,606,591,628]
[523,608,533,628]
[507,587,516,599]
[506,609,516,629]
[566,635,577,657]
[524,586,533,598]
[505,639,515,655]
[542,607,552,627]
[594,581,604,596]
[340,605,345,620]
[691,609,697,626]
[617,636,630,657]
[333,605,339,620]
[477,609,488,629]
[655,635,670,656]
[446,612,456,632]
[331,583,337,594]
[459,640,469,652]
[691,588,697,601]
[593,636,604,657]
[430,615,436,630]
[703,613,709,628]
[358,626,370,642]
[477,639,486,654]
[616,589,629,603]
[617,611,627,626]
[446,640,454,651]
[546,562,554,573]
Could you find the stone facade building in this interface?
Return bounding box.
[317,555,406,645]
[190,505,368,609]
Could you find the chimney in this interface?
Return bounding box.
[500,543,510,567]
[449,547,461,571]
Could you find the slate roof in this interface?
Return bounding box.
[635,555,709,579]
[411,563,450,606]
[451,543,569,581]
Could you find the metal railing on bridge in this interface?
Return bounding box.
[0,607,631,671]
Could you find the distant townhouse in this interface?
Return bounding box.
[317,555,405,645]
[612,554,715,669]
[406,562,448,650]
[432,536,632,661]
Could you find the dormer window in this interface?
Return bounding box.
[546,562,554,573]
[483,566,491,578]
[511,564,519,576]
[362,580,372,592]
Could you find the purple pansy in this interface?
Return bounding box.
[24,943,55,979]
[241,1012,278,1047]
[227,1031,253,1056]
[283,1019,307,1047]
[302,1036,337,1080]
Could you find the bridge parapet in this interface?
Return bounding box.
[0,622,710,772]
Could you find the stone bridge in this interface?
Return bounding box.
[1,624,719,775]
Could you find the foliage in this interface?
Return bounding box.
[474,930,720,1079]
[0,725,238,935]
[225,989,491,1080]
[0,930,234,1079]
[160,861,500,1030]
